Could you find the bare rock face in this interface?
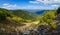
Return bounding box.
[0,19,60,34]
[0,22,60,35]
[22,24,60,35]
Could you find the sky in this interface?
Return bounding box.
[0,0,60,10]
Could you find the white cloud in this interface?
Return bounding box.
[29,1,39,4]
[29,0,60,10]
[2,3,60,10]
[30,0,60,4]
[2,3,43,9]
[3,3,9,6]
[2,3,20,9]
[51,5,60,9]
[51,5,59,7]
[19,6,42,9]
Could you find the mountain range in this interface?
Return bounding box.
[24,9,47,15]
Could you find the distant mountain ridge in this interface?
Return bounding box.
[25,9,47,15]
[25,9,55,15]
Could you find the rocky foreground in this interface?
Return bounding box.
[0,22,60,35]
